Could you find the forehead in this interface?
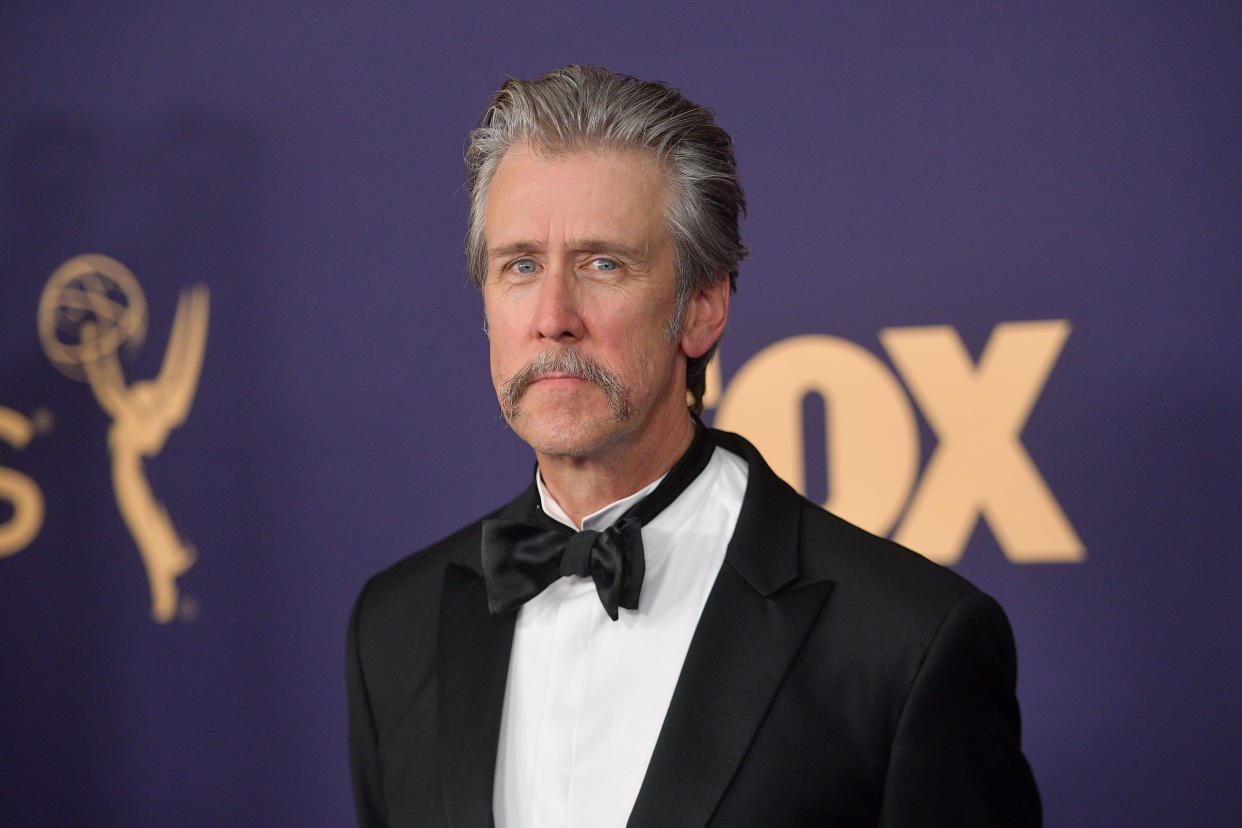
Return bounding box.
[483,144,672,250]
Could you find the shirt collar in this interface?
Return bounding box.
[535,468,667,532]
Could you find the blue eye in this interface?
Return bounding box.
[513,259,536,274]
[591,258,618,272]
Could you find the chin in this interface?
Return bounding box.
[510,406,630,460]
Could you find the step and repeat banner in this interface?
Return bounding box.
[2,2,1237,825]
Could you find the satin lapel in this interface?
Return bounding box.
[437,486,535,828]
[628,429,834,827]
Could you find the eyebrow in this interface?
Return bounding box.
[488,239,650,262]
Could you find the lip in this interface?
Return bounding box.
[534,374,586,384]
[532,374,588,385]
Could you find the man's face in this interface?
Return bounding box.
[482,144,689,461]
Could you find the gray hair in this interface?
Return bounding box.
[465,64,747,415]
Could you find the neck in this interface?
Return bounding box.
[535,413,696,526]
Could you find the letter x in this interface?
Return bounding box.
[880,320,1084,564]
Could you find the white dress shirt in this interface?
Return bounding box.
[492,444,749,828]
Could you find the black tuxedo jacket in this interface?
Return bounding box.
[347,429,1041,826]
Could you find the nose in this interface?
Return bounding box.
[534,262,585,342]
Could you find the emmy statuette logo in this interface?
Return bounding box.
[38,254,210,623]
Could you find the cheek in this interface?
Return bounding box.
[489,337,517,380]
[610,321,677,386]
[484,303,517,357]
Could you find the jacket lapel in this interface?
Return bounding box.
[628,430,835,827]
[436,486,536,827]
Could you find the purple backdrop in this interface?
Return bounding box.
[2,2,1239,825]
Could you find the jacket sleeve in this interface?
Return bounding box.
[879,590,1042,827]
[346,585,389,827]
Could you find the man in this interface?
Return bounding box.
[347,65,1041,827]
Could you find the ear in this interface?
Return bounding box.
[680,274,731,359]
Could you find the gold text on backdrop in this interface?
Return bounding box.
[710,320,1083,564]
[0,407,45,556]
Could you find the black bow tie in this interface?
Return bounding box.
[480,424,715,620]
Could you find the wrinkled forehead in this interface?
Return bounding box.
[483,143,675,253]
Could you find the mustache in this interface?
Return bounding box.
[500,348,633,423]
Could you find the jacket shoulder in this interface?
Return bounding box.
[712,425,979,621]
[792,495,1020,706]
[352,489,524,650]
[357,520,481,616]
[350,482,532,660]
[798,497,979,614]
